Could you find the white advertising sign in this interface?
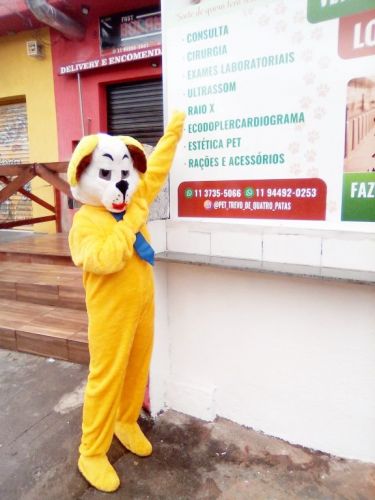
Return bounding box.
[162,0,375,230]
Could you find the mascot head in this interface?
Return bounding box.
[67,134,147,213]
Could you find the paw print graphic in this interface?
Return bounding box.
[293,11,305,24]
[305,150,316,162]
[274,2,287,15]
[318,57,331,69]
[242,6,255,17]
[327,200,337,214]
[301,49,313,62]
[311,27,323,40]
[307,131,320,143]
[291,32,303,44]
[258,15,270,26]
[275,20,287,33]
[288,142,300,154]
[317,84,329,97]
[303,73,316,85]
[314,107,325,119]
[290,163,302,175]
[300,96,312,109]
[294,123,305,132]
[307,167,319,176]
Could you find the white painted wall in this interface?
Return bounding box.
[149,221,375,463]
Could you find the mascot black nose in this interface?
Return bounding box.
[116,180,129,197]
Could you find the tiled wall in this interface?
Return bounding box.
[165,221,375,273]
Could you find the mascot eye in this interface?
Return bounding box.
[99,168,112,180]
[121,170,129,179]
[102,153,114,161]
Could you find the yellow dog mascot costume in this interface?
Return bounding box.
[67,111,185,492]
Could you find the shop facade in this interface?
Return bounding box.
[0,0,164,232]
[48,0,163,230]
[0,26,58,232]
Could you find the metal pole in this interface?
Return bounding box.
[77,72,85,135]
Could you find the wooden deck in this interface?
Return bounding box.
[0,232,88,364]
[0,233,72,265]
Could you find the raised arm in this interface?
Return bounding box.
[133,111,185,206]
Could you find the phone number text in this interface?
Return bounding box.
[190,188,318,198]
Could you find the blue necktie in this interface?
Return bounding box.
[111,211,155,266]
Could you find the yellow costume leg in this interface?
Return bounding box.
[115,295,154,457]
[78,300,143,492]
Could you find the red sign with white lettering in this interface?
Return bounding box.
[339,10,375,59]
[178,179,327,220]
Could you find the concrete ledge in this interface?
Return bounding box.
[156,251,375,286]
[164,220,375,273]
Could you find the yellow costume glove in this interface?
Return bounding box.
[69,206,137,275]
[69,199,150,275]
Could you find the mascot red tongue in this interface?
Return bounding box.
[112,202,127,210]
[67,111,185,493]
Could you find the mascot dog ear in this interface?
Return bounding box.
[67,135,99,187]
[119,136,147,174]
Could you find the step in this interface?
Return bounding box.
[0,298,89,364]
[0,233,72,265]
[0,261,85,309]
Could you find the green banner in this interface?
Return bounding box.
[342,172,375,222]
[307,0,375,23]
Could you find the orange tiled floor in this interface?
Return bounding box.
[0,261,85,309]
[0,298,89,364]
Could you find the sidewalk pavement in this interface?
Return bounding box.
[0,349,374,500]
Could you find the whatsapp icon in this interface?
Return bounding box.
[185,188,194,199]
[244,187,254,198]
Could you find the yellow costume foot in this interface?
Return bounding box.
[78,455,120,492]
[115,422,152,457]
